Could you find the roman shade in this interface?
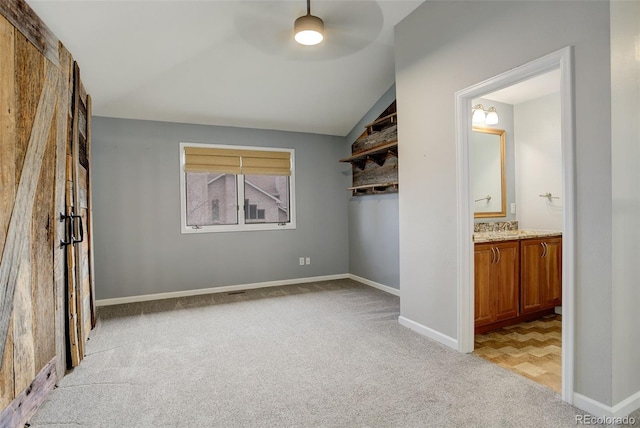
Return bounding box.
[184,147,291,176]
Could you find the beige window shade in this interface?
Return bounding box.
[184,147,291,176]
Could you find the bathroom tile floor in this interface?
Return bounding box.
[474,314,562,393]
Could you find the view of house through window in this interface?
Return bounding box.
[186,173,238,227]
[181,143,295,233]
[244,175,290,223]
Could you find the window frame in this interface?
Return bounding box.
[180,142,296,234]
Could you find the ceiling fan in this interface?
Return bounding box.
[294,0,324,46]
[233,0,384,60]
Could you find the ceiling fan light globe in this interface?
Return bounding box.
[294,14,324,45]
[295,30,324,45]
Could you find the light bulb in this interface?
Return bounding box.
[485,107,499,125]
[472,104,486,124]
[294,14,324,46]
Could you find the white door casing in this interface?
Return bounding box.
[454,46,575,403]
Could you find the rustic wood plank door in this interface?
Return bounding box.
[0,14,17,408]
[0,1,94,421]
[64,61,95,367]
[72,64,95,344]
[0,13,60,405]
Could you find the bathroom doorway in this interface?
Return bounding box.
[454,47,575,403]
[473,70,562,392]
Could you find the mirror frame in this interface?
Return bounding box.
[472,127,506,218]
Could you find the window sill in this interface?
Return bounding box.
[181,222,296,234]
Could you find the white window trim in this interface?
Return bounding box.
[179,142,296,234]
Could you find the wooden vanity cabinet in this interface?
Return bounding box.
[474,241,520,327]
[520,237,562,314]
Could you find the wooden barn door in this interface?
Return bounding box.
[62,61,95,367]
[0,0,95,423]
[0,11,62,414]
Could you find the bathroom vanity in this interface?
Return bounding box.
[474,230,562,334]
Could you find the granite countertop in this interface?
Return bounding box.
[473,230,562,243]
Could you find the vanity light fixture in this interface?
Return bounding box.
[472,104,486,123]
[485,107,499,125]
[472,104,499,125]
[294,0,324,46]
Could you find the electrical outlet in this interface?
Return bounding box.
[511,203,516,214]
[305,257,311,265]
[299,257,305,266]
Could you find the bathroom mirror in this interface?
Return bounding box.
[472,127,506,218]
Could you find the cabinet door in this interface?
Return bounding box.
[493,241,519,321]
[520,239,544,314]
[474,244,494,326]
[541,238,562,308]
[521,237,563,313]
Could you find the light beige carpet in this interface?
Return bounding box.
[27,279,630,427]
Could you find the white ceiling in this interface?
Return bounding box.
[482,69,561,105]
[26,0,423,137]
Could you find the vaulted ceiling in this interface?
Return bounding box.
[27,1,424,136]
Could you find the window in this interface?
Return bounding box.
[180,143,295,233]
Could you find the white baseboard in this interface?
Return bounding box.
[355,281,460,353]
[574,390,640,419]
[398,315,458,350]
[348,274,400,296]
[96,274,349,306]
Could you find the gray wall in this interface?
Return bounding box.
[611,0,640,405]
[344,85,400,289]
[92,117,349,300]
[396,0,614,407]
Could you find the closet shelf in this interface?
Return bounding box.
[341,100,398,197]
[347,181,399,194]
[364,112,397,135]
[339,140,398,170]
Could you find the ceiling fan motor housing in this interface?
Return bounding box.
[294,14,324,45]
